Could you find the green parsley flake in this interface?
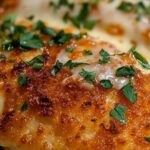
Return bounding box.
[61,2,96,30]
[27,15,34,20]
[3,13,17,23]
[64,60,88,69]
[66,47,74,53]
[122,82,137,103]
[54,31,72,45]
[79,68,96,84]
[144,137,150,143]
[83,50,93,55]
[130,46,150,69]
[1,37,14,51]
[34,20,57,37]
[110,104,127,124]
[118,2,150,21]
[99,49,110,64]
[25,55,44,66]
[100,80,113,89]
[83,19,96,30]
[51,60,63,76]
[21,101,29,112]
[20,32,44,50]
[116,66,136,77]
[18,74,27,86]
[25,55,44,70]
[32,63,43,70]
[118,2,134,12]
[0,54,6,62]
[49,0,74,11]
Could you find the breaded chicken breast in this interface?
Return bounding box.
[0,15,150,150]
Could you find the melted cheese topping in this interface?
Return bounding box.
[57,37,129,89]
[0,0,150,150]
[16,0,150,68]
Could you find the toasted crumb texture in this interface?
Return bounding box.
[0,20,150,150]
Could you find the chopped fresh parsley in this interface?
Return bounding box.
[99,49,110,64]
[53,30,72,45]
[110,104,127,124]
[25,55,44,70]
[118,2,150,21]
[100,80,113,89]
[32,63,43,70]
[71,3,89,28]
[66,47,74,53]
[116,66,136,77]
[122,82,137,103]
[144,137,150,143]
[64,60,88,69]
[3,13,17,24]
[79,68,96,84]
[0,13,85,54]
[50,2,96,30]
[135,2,146,21]
[25,55,44,65]
[0,54,6,62]
[1,37,15,51]
[21,101,29,112]
[27,15,34,20]
[130,46,150,69]
[20,32,44,50]
[118,2,134,12]
[71,3,96,29]
[83,19,96,30]
[83,50,93,55]
[51,60,63,76]
[49,0,74,11]
[34,20,57,37]
[18,74,27,86]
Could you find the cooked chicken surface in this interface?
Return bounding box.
[0,0,150,150]
[0,15,150,150]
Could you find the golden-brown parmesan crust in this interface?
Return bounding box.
[0,34,150,150]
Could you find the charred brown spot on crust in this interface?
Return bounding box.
[42,49,51,63]
[100,121,119,135]
[107,24,125,36]
[29,95,53,116]
[81,101,92,108]
[0,72,7,82]
[12,61,27,75]
[91,117,97,122]
[108,121,119,134]
[0,111,15,130]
